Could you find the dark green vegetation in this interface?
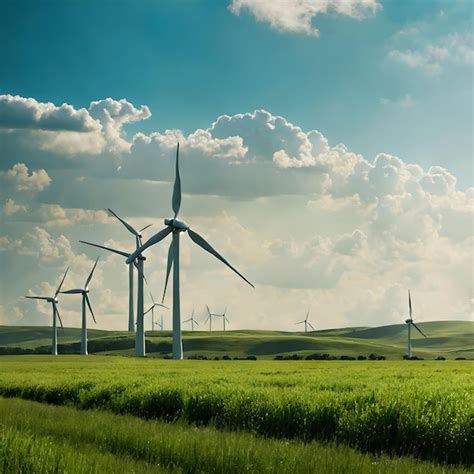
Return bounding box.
[0,357,472,468]
[1,398,468,474]
[1,320,472,359]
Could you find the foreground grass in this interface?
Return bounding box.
[0,357,472,466]
[0,397,468,473]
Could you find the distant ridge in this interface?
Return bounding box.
[0,320,472,359]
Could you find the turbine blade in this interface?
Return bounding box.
[172,143,181,218]
[183,318,191,323]
[55,267,69,297]
[128,226,173,262]
[295,321,305,325]
[80,240,130,258]
[84,294,96,324]
[144,306,153,315]
[188,228,254,288]
[194,320,200,326]
[107,208,139,237]
[25,296,50,301]
[412,322,427,338]
[54,304,64,330]
[206,304,211,316]
[155,303,168,309]
[306,311,310,322]
[139,224,153,233]
[408,290,412,318]
[308,322,315,330]
[150,292,156,305]
[84,257,99,289]
[60,289,84,294]
[225,317,230,323]
[161,240,174,303]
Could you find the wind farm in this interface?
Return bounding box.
[2,1,473,472]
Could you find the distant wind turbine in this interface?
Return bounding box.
[154,314,164,331]
[126,143,254,359]
[205,305,221,333]
[24,267,69,355]
[183,309,199,331]
[295,311,314,333]
[79,241,148,357]
[60,257,99,355]
[107,209,151,332]
[144,292,167,332]
[405,290,427,358]
[215,307,229,331]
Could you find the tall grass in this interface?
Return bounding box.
[0,357,472,466]
[0,398,468,474]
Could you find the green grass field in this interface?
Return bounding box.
[1,320,473,359]
[0,356,472,471]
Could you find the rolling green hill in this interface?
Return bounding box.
[0,321,472,359]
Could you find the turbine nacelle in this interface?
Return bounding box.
[405,318,412,324]
[164,218,189,230]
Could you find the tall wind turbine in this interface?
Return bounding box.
[205,305,221,333]
[405,290,427,358]
[144,292,167,332]
[295,311,314,333]
[24,268,69,355]
[107,209,151,332]
[213,307,229,331]
[183,309,199,331]
[60,258,99,355]
[79,241,148,357]
[126,143,254,359]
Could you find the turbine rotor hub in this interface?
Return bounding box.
[165,218,189,231]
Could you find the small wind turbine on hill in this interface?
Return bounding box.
[126,143,254,359]
[60,258,99,355]
[154,314,164,331]
[295,311,314,333]
[79,240,148,357]
[205,305,221,333]
[24,268,69,355]
[107,209,152,332]
[144,292,167,332]
[183,309,199,331]
[405,290,427,358]
[216,308,229,331]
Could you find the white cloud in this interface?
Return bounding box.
[0,163,51,191]
[380,94,415,108]
[3,198,27,216]
[0,95,100,132]
[229,0,381,36]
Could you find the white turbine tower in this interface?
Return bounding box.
[127,143,254,360]
[183,309,199,331]
[295,311,314,333]
[144,292,167,332]
[79,241,148,357]
[405,290,427,358]
[107,209,151,332]
[205,305,221,333]
[60,257,99,355]
[24,268,69,355]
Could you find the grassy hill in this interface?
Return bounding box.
[0,321,472,359]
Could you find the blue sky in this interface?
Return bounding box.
[0,0,472,330]
[2,0,472,184]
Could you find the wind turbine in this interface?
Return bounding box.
[60,258,99,355]
[144,292,167,332]
[126,143,254,359]
[405,290,427,358]
[24,267,69,355]
[183,309,199,331]
[79,241,148,357]
[154,314,164,331]
[214,307,229,331]
[295,311,314,333]
[205,305,221,333]
[107,209,151,332]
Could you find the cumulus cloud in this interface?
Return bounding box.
[3,198,27,216]
[229,0,381,36]
[0,163,51,191]
[0,95,100,132]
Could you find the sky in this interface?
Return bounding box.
[0,0,472,331]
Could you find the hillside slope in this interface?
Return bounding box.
[0,321,472,359]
